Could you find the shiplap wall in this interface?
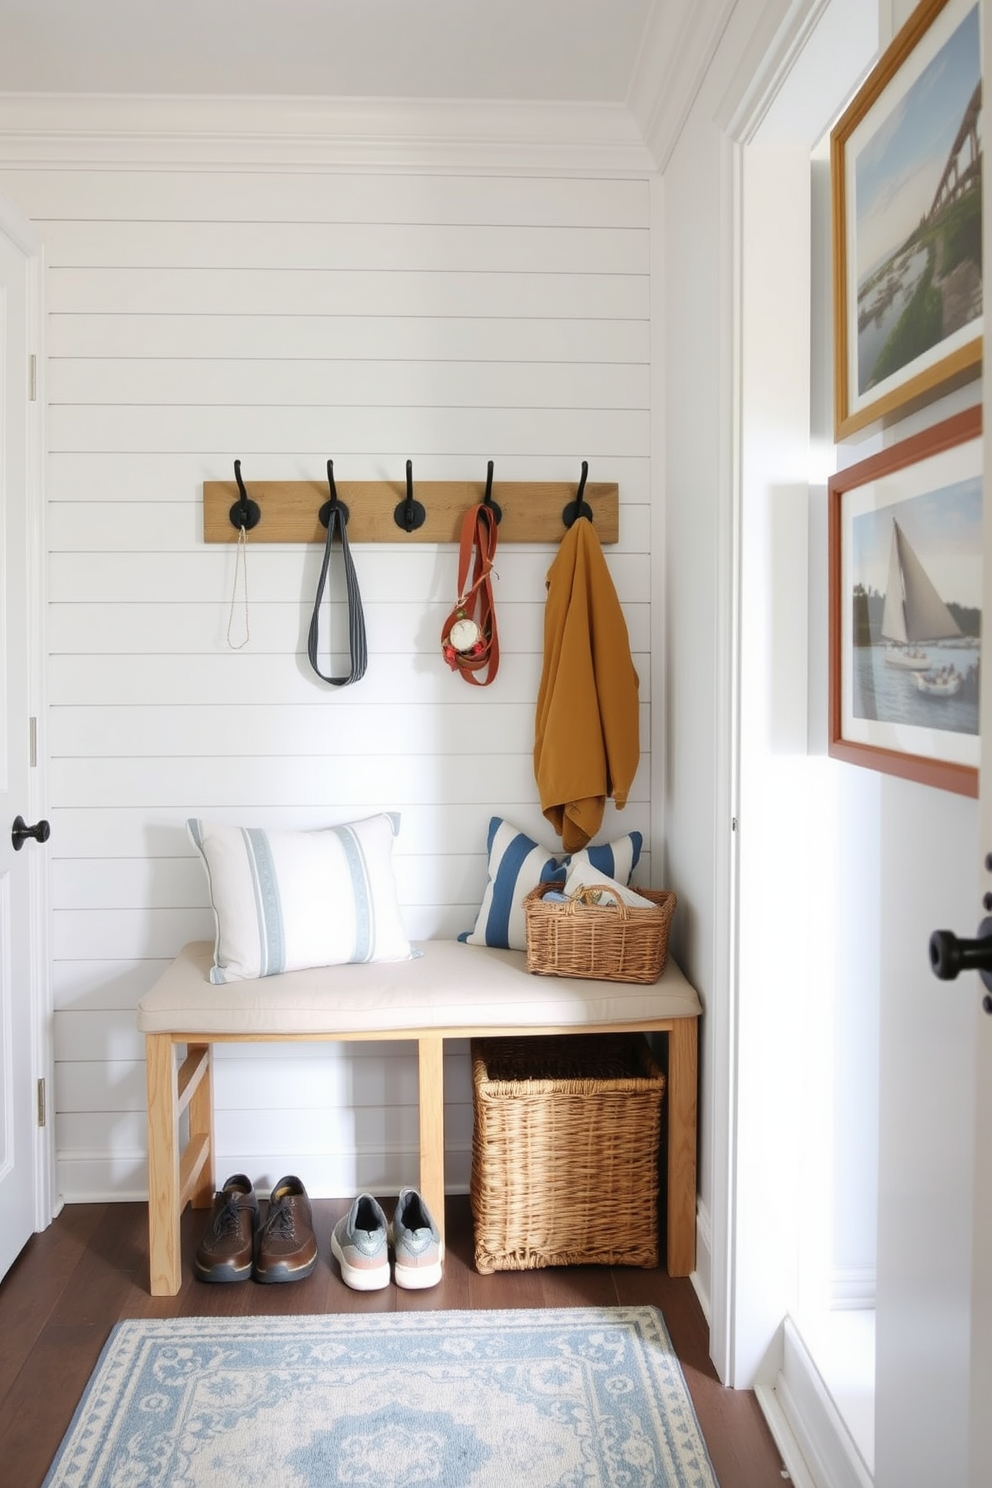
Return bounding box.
[0,162,653,1203]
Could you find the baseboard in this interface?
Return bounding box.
[754,1382,819,1488]
[756,1318,873,1488]
[691,1198,712,1323]
[56,1151,474,1205]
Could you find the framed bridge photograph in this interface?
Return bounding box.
[828,404,981,796]
[831,0,982,440]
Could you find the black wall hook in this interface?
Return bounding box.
[481,459,502,527]
[562,460,592,527]
[393,459,426,533]
[319,459,350,528]
[229,458,261,531]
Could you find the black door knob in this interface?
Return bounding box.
[11,815,50,851]
[929,916,992,990]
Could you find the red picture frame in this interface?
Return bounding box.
[828,405,982,795]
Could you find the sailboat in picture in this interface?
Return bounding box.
[880,518,965,696]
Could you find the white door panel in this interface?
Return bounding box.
[926,6,992,1478]
[906,1,992,1465]
[969,653,992,1475]
[926,389,992,1487]
[0,212,46,1280]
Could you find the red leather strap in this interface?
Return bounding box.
[440,503,500,686]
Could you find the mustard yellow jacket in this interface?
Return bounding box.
[534,517,640,851]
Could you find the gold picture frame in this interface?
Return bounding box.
[831,0,982,440]
[828,404,981,796]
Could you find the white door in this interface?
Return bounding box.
[957,175,992,1478]
[916,407,992,1488]
[873,5,992,1478]
[965,12,992,1435]
[968,669,992,1473]
[0,206,47,1281]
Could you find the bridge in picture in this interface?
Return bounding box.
[927,80,982,222]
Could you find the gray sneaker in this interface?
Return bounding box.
[390,1187,444,1290]
[331,1193,390,1291]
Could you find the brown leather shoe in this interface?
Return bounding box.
[194,1173,259,1283]
[254,1175,318,1283]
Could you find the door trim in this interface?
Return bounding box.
[0,188,54,1230]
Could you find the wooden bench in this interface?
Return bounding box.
[137,938,702,1296]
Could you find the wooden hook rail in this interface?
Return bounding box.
[202,479,619,545]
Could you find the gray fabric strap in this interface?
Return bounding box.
[307,500,368,687]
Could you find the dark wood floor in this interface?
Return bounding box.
[0,1195,787,1487]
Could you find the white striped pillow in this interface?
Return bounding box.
[187,814,412,983]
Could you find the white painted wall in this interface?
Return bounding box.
[0,158,654,1204]
[656,63,728,1333]
[661,0,875,1381]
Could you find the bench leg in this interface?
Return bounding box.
[186,1042,214,1211]
[666,1018,698,1277]
[145,1033,182,1297]
[417,1035,446,1246]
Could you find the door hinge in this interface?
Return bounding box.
[37,1077,46,1127]
[28,353,37,402]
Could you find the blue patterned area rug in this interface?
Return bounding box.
[42,1305,719,1487]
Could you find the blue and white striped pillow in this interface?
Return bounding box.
[459,818,562,952]
[563,833,643,889]
[459,816,643,952]
[188,814,412,983]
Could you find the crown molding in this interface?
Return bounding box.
[0,92,657,174]
[716,0,833,145]
[627,0,737,169]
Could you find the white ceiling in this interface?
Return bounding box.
[0,0,660,103]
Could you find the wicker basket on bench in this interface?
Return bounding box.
[523,882,676,983]
[470,1032,665,1273]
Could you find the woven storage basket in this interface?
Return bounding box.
[470,1032,665,1273]
[523,882,676,983]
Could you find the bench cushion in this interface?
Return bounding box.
[137,939,702,1037]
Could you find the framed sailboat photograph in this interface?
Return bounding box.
[828,404,981,796]
[831,0,982,440]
